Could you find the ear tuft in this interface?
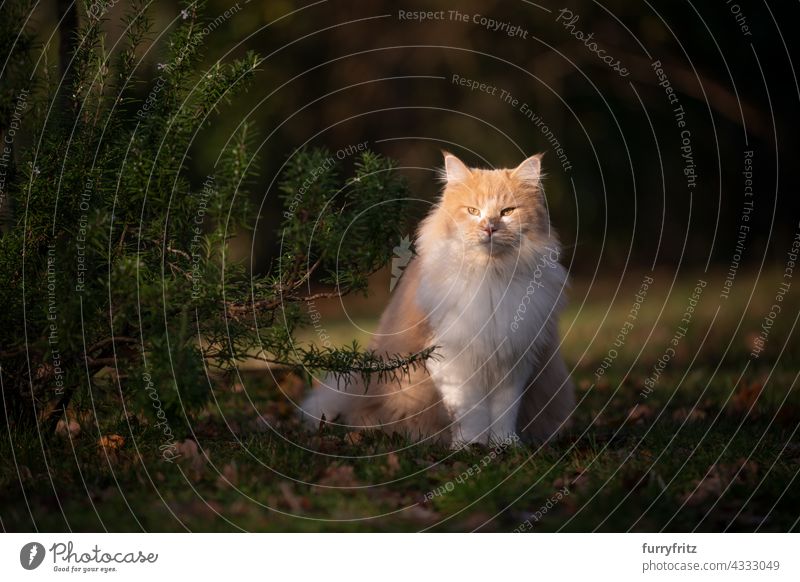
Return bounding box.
[442,152,472,184]
[512,154,543,182]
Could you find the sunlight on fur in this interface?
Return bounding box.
[301,152,575,447]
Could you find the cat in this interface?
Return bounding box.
[301,152,574,446]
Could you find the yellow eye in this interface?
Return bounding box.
[501,207,516,216]
[467,207,480,216]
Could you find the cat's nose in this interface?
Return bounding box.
[483,223,497,236]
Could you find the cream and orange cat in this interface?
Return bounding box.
[301,153,574,446]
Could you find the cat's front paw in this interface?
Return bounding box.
[449,420,491,445]
[449,429,492,451]
[450,439,489,453]
[449,439,469,452]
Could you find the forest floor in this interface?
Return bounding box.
[2,270,799,532]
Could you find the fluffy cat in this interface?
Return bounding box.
[301,153,574,446]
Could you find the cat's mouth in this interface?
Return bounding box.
[477,234,514,254]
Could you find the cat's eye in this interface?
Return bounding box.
[500,207,516,216]
[467,207,480,216]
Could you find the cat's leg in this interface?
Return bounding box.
[488,382,523,445]
[300,373,362,430]
[438,381,490,446]
[299,379,343,429]
[518,345,575,443]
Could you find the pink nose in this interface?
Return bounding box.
[483,224,496,236]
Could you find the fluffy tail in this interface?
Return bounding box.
[299,370,450,443]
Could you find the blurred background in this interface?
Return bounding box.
[25,0,799,270]
[22,0,800,363]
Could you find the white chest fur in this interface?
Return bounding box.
[415,245,567,444]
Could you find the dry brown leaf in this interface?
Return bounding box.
[228,500,250,515]
[385,452,401,477]
[56,419,81,438]
[628,404,654,423]
[175,439,200,459]
[279,482,308,512]
[729,382,764,415]
[682,459,760,506]
[216,462,238,488]
[98,434,125,451]
[273,400,291,417]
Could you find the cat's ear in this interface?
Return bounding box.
[441,151,472,184]
[512,154,544,182]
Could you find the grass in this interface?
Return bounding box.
[2,269,799,532]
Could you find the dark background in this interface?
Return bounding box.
[28,0,800,275]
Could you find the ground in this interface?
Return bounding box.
[2,270,798,532]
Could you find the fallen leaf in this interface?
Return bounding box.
[216,462,238,488]
[682,459,759,506]
[175,439,200,459]
[279,482,308,512]
[385,452,401,477]
[98,434,125,451]
[628,404,654,423]
[56,419,81,438]
[729,382,764,415]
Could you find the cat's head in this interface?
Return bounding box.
[421,152,552,259]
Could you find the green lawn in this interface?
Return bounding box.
[2,270,799,532]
